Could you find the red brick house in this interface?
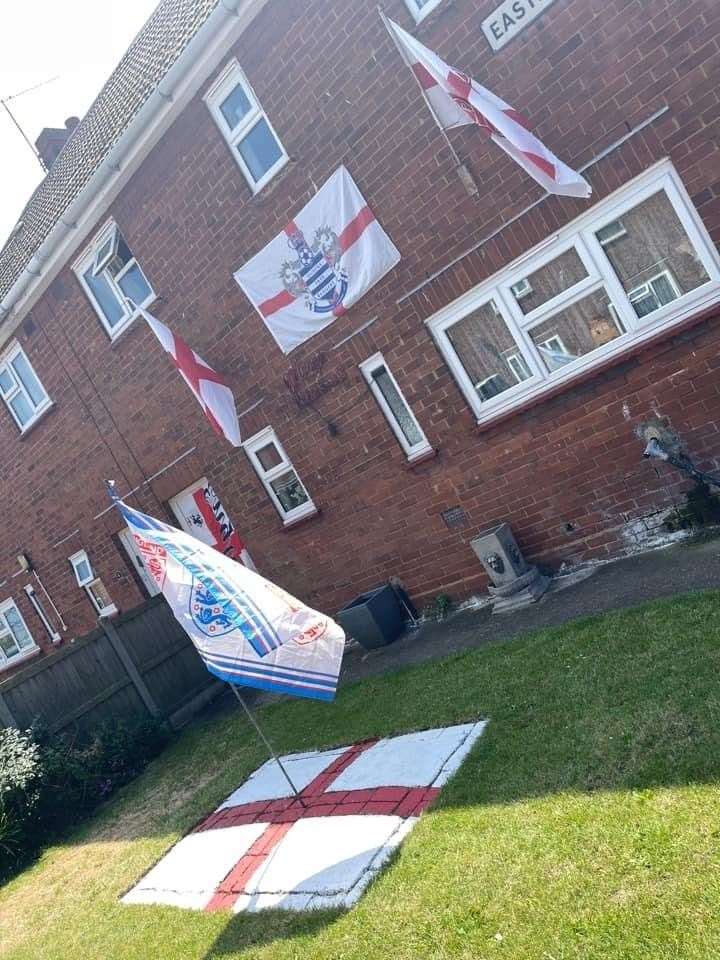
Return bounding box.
[0,0,718,674]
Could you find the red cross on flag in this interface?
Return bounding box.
[234,166,400,354]
[140,307,242,447]
[382,14,591,200]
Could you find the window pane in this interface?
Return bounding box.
[237,118,283,183]
[371,366,423,447]
[528,289,623,372]
[74,559,91,583]
[0,629,20,659]
[446,300,531,403]
[9,392,33,427]
[84,267,125,328]
[597,191,709,319]
[512,248,588,314]
[256,442,283,472]
[270,470,309,514]
[11,352,45,407]
[0,368,14,394]
[220,83,252,130]
[117,262,152,307]
[4,607,33,650]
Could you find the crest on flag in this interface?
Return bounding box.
[280,225,349,315]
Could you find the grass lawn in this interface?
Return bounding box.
[2,590,720,959]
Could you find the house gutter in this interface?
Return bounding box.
[0,0,265,348]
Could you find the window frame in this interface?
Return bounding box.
[244,426,316,525]
[0,342,52,433]
[73,220,155,340]
[427,160,720,425]
[404,0,446,23]
[204,59,288,195]
[69,549,94,588]
[0,598,38,668]
[360,352,433,461]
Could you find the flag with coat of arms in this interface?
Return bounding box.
[382,13,591,200]
[234,166,401,354]
[107,484,345,701]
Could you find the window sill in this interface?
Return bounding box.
[406,447,438,469]
[0,645,42,675]
[281,506,321,530]
[475,300,720,434]
[107,296,157,348]
[18,402,55,440]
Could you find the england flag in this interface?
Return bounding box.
[108,485,345,700]
[234,166,400,354]
[382,14,591,199]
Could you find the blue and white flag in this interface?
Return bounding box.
[108,485,345,701]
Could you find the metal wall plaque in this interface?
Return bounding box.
[441,506,469,529]
[481,0,560,52]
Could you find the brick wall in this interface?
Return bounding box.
[1,0,719,669]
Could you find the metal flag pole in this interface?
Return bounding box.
[377,6,464,169]
[228,684,306,807]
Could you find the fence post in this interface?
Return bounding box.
[0,690,18,728]
[101,617,162,719]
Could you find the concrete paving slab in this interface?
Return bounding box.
[219,748,345,807]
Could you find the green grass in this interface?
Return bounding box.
[2,590,720,959]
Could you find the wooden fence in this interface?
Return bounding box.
[0,596,221,736]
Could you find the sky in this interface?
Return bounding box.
[0,0,160,247]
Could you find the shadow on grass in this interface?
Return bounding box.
[202,907,342,957]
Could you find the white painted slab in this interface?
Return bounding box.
[245,815,402,896]
[219,748,345,808]
[123,823,266,905]
[432,720,488,787]
[331,723,479,791]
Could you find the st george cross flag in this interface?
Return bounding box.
[382,14,591,200]
[234,166,400,354]
[140,307,242,447]
[108,485,345,700]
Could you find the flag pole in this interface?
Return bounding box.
[378,6,464,170]
[228,684,306,807]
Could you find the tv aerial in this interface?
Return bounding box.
[1,75,60,173]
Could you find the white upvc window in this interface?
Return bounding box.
[244,427,316,525]
[360,352,433,461]
[428,160,720,425]
[0,343,51,432]
[74,221,154,339]
[0,599,38,667]
[205,59,288,194]
[404,0,445,23]
[69,550,117,616]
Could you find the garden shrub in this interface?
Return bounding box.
[0,717,171,883]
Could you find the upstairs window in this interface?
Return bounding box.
[360,352,432,461]
[0,344,51,432]
[428,161,720,424]
[245,427,315,525]
[0,599,37,667]
[75,222,154,339]
[404,0,445,22]
[205,59,288,193]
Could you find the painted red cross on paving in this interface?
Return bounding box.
[194,738,440,912]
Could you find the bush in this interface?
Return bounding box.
[0,717,171,883]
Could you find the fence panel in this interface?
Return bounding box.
[0,597,220,736]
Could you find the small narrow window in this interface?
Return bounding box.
[69,550,117,616]
[404,0,445,22]
[244,427,315,524]
[0,599,37,666]
[0,344,51,432]
[205,60,288,193]
[75,222,154,339]
[360,353,432,461]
